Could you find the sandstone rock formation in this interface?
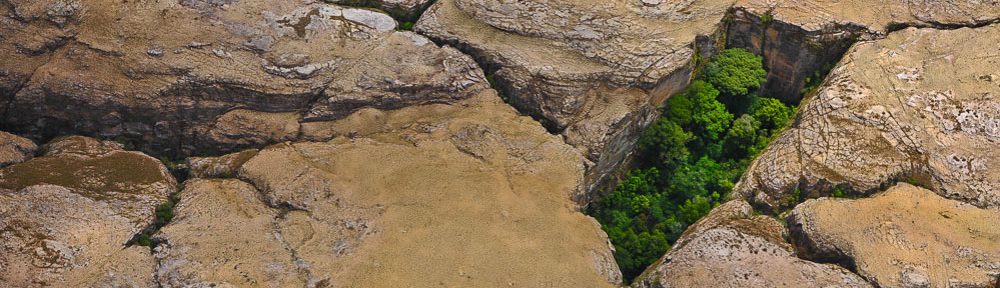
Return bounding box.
[788,183,1000,287]
[633,199,871,287]
[735,25,1000,211]
[0,136,175,286]
[0,136,176,223]
[727,0,1000,101]
[415,0,734,195]
[0,131,36,168]
[153,179,304,287]
[1,0,481,157]
[0,185,157,287]
[157,90,622,286]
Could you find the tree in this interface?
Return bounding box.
[638,118,692,169]
[666,80,733,141]
[701,48,768,109]
[723,114,761,159]
[749,96,795,132]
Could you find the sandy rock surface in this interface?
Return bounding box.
[0,185,157,287]
[161,91,622,287]
[634,199,871,287]
[735,25,1000,211]
[789,183,1000,287]
[0,136,173,286]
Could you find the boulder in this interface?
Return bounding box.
[186,149,260,179]
[633,199,871,287]
[415,0,735,197]
[734,25,1000,211]
[788,183,1000,287]
[0,131,36,168]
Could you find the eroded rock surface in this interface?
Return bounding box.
[154,179,304,287]
[1,0,481,157]
[159,90,621,287]
[327,0,434,21]
[0,136,174,286]
[415,0,735,196]
[0,131,36,168]
[789,183,1000,287]
[0,185,156,287]
[735,25,1000,211]
[0,136,176,223]
[634,199,871,287]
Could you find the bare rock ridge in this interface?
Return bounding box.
[735,24,1000,211]
[788,183,1000,287]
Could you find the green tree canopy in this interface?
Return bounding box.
[666,80,733,141]
[702,48,768,97]
[749,96,795,131]
[638,118,692,169]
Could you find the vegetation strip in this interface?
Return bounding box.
[588,48,799,282]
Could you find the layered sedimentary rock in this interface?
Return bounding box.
[0,131,36,168]
[0,136,175,286]
[415,0,735,196]
[158,90,622,287]
[735,25,1000,211]
[789,184,1000,287]
[1,0,482,157]
[727,0,1000,101]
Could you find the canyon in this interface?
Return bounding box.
[1,0,998,287]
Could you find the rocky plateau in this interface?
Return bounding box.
[1,0,999,287]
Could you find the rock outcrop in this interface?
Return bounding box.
[157,90,622,287]
[0,136,176,223]
[633,199,871,287]
[0,136,175,286]
[0,185,157,287]
[0,131,36,168]
[788,183,1000,287]
[415,0,735,197]
[734,24,1000,211]
[327,0,434,21]
[1,0,482,157]
[727,0,1000,101]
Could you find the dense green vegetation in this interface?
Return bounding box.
[589,48,797,281]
